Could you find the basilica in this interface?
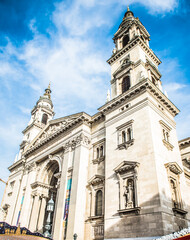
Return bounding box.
[1,7,190,240]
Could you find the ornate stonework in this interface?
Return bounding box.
[1,7,190,240]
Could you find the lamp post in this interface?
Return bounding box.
[44,193,54,238]
[73,233,78,240]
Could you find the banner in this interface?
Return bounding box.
[16,195,24,226]
[63,178,72,239]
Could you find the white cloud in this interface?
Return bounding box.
[164,83,186,92]
[0,0,184,204]
[138,0,179,13]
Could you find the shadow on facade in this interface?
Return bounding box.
[103,192,189,239]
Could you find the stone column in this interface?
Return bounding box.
[29,194,40,232]
[52,154,68,240]
[147,69,151,80]
[91,190,95,216]
[89,191,92,217]
[134,176,138,208]
[51,172,61,236]
[37,195,47,232]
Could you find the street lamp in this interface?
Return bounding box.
[44,193,54,238]
[73,233,78,240]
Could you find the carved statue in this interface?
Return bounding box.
[124,180,134,208]
[170,180,178,208]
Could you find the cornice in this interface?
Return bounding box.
[145,60,162,78]
[98,78,179,117]
[24,114,91,156]
[114,18,150,40]
[8,159,25,171]
[107,36,161,66]
[22,121,43,134]
[31,181,51,190]
[179,137,190,149]
[91,112,105,123]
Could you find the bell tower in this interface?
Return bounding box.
[102,7,190,239]
[108,7,162,99]
[17,84,55,161]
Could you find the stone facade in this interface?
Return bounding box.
[1,7,190,240]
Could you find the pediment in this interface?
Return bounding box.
[165,162,183,175]
[114,161,139,174]
[88,175,105,186]
[26,112,89,151]
[113,57,132,78]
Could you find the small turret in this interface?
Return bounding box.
[44,82,52,99]
[123,6,134,20]
[15,84,55,161]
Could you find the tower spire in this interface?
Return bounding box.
[124,5,134,19]
[44,82,52,99]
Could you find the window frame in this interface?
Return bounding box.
[159,120,174,151]
[117,120,134,150]
[41,113,48,125]
[92,139,105,164]
[95,190,103,216]
[122,76,131,93]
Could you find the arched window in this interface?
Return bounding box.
[122,131,126,143]
[95,190,103,216]
[41,113,48,125]
[96,148,100,159]
[100,146,103,157]
[152,77,156,85]
[122,76,130,93]
[127,128,132,141]
[123,35,129,47]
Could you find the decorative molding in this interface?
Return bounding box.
[87,215,104,222]
[107,36,161,66]
[165,162,183,175]
[159,120,172,131]
[118,139,134,150]
[179,137,190,149]
[172,207,187,217]
[48,153,63,170]
[118,207,141,216]
[145,59,161,78]
[8,159,25,172]
[98,78,179,117]
[114,161,139,174]
[25,162,36,172]
[31,181,52,190]
[87,175,105,187]
[24,113,91,156]
[162,139,174,151]
[64,133,90,152]
[116,120,134,130]
[92,156,105,164]
[182,158,190,169]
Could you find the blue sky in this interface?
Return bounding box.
[0,0,190,203]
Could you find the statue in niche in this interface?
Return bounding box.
[124,179,134,208]
[170,180,178,208]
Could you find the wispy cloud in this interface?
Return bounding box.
[0,0,187,204]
